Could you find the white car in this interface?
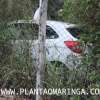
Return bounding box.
[10,20,86,69]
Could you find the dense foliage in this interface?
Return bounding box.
[0,0,63,22]
[0,0,100,100]
[61,0,100,68]
[62,0,100,48]
[0,0,35,21]
[61,0,100,99]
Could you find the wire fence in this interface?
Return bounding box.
[0,19,92,100]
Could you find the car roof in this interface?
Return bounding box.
[47,20,76,28]
[9,20,77,28]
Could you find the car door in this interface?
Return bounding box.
[45,25,60,61]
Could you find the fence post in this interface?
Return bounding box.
[36,0,48,100]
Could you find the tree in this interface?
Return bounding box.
[36,0,48,100]
[0,0,34,21]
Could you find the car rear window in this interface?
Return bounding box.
[67,28,81,39]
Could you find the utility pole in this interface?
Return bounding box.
[36,0,48,100]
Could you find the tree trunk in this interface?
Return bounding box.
[36,0,48,100]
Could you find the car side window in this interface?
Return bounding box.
[46,26,59,39]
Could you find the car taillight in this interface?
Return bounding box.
[64,41,82,54]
